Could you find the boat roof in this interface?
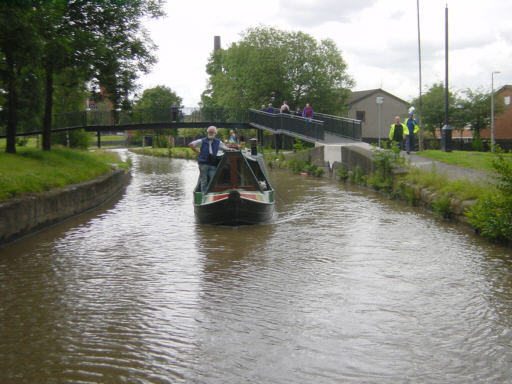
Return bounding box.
[205,150,272,194]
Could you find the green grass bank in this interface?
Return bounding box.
[0,147,129,201]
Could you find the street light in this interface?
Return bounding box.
[491,71,500,152]
[376,96,384,147]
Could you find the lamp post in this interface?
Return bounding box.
[416,0,423,150]
[376,96,383,147]
[491,71,500,152]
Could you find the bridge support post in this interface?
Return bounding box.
[97,131,101,148]
[275,134,279,154]
[257,129,264,152]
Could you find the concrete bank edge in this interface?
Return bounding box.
[0,168,131,245]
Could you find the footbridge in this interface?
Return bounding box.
[2,107,362,146]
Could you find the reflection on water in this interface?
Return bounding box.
[1,151,512,383]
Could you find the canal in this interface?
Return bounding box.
[1,150,511,383]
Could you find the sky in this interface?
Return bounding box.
[138,0,512,108]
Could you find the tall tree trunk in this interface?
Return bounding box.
[6,54,17,154]
[42,61,54,151]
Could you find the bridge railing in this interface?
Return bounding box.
[314,113,362,141]
[248,109,324,141]
[51,107,249,129]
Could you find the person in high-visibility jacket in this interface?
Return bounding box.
[389,116,408,150]
[404,111,419,154]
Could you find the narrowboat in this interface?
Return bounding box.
[193,145,275,225]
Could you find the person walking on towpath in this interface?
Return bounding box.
[405,110,419,154]
[389,116,408,150]
[189,126,230,193]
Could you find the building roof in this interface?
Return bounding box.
[348,88,409,106]
[496,85,512,94]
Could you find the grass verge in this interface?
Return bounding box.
[416,150,511,172]
[0,146,129,201]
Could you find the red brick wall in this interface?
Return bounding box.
[481,86,512,139]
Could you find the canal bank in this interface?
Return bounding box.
[0,168,130,245]
[271,143,496,232]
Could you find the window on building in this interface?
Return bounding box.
[505,96,511,106]
[356,110,365,122]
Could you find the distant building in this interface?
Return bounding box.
[86,87,113,112]
[480,85,512,140]
[347,88,410,140]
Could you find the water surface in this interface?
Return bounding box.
[1,152,511,383]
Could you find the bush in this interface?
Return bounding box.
[467,152,512,243]
[467,192,512,242]
[367,145,403,191]
[391,181,418,206]
[472,136,484,152]
[349,166,366,184]
[432,195,452,219]
[337,164,349,182]
[52,129,91,149]
[313,167,324,177]
[293,139,307,152]
[154,135,170,148]
[288,158,308,174]
[16,137,29,146]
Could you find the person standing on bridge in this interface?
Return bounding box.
[389,116,408,150]
[267,103,274,114]
[189,126,230,193]
[280,100,290,114]
[404,110,419,154]
[302,103,314,119]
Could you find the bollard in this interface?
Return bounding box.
[441,125,452,152]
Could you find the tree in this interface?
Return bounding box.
[202,26,354,115]
[410,82,459,138]
[458,88,503,138]
[0,2,41,153]
[37,0,164,150]
[134,85,182,110]
[133,85,182,146]
[0,0,164,152]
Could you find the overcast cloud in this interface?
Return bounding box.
[139,0,512,108]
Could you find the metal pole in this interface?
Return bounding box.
[417,0,423,150]
[444,5,449,128]
[491,71,500,152]
[376,96,383,148]
[491,73,495,152]
[378,103,382,148]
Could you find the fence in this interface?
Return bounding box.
[248,109,325,141]
[50,107,250,130]
[314,112,362,141]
